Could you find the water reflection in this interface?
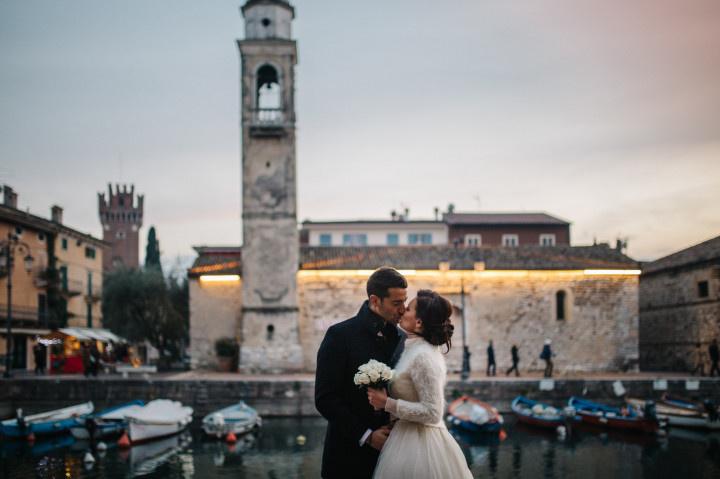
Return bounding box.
[1,417,720,478]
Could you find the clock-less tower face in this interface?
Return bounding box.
[237,0,303,373]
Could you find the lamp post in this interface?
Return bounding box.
[460,277,471,381]
[1,231,34,378]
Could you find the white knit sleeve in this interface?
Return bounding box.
[392,350,445,425]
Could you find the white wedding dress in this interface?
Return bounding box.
[373,336,473,479]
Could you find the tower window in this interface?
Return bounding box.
[257,64,281,112]
[262,18,271,27]
[698,281,709,298]
[556,290,567,320]
[266,324,275,341]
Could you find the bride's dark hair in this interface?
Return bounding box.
[415,289,454,353]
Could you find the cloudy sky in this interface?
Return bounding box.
[1,0,718,267]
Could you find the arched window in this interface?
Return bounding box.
[556,290,566,320]
[256,64,281,110]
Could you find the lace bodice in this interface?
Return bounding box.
[386,337,446,427]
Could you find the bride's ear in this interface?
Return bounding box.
[415,318,424,333]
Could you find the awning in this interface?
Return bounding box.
[57,327,127,343]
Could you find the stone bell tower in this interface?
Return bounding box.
[237,0,302,372]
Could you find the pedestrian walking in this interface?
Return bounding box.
[709,339,720,377]
[32,339,46,375]
[691,342,705,376]
[540,339,553,378]
[506,344,520,377]
[486,340,496,376]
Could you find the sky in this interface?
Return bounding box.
[1,0,718,268]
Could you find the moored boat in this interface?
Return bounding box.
[511,396,578,429]
[125,399,193,444]
[569,397,660,434]
[70,400,145,439]
[626,397,720,430]
[202,401,262,438]
[446,396,503,433]
[0,402,94,439]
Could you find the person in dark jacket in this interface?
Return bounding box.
[33,339,46,375]
[709,339,720,377]
[506,344,520,377]
[315,267,408,479]
[540,339,553,378]
[486,340,496,376]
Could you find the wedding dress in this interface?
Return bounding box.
[373,336,473,479]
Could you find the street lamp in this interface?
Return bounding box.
[459,277,471,381]
[1,231,34,378]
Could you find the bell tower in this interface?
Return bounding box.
[237,0,302,372]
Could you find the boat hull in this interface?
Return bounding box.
[0,402,94,438]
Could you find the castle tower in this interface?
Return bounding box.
[98,184,144,271]
[237,0,302,372]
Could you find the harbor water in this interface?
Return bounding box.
[1,417,720,478]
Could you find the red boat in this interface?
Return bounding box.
[569,397,660,434]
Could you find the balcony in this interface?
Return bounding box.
[0,305,47,328]
[61,279,84,297]
[85,286,102,303]
[247,108,289,137]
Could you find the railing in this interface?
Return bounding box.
[248,108,287,131]
[0,305,47,326]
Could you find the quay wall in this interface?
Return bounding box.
[2,377,719,419]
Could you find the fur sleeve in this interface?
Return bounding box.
[392,350,445,425]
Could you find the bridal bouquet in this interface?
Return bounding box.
[353,359,394,390]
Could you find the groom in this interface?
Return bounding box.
[315,267,408,479]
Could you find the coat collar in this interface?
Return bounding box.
[357,300,398,340]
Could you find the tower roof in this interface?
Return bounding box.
[241,0,294,18]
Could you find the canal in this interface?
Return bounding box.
[2,417,720,478]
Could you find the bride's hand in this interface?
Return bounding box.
[367,387,388,410]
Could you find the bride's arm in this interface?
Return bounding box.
[384,352,444,425]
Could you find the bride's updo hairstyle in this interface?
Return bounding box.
[415,289,454,353]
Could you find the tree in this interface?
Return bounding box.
[145,226,162,274]
[102,268,186,367]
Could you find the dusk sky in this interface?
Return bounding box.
[1,0,718,269]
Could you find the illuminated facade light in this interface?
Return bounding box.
[199,275,241,283]
[583,269,641,276]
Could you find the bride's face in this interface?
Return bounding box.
[399,298,422,334]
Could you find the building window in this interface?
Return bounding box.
[15,226,23,236]
[387,233,399,246]
[38,233,45,241]
[85,247,96,259]
[540,234,556,246]
[342,234,367,246]
[502,234,519,247]
[319,234,332,246]
[61,238,68,250]
[465,234,482,247]
[556,290,567,320]
[60,266,68,290]
[698,280,709,298]
[408,233,432,245]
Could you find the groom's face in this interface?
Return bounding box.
[371,288,407,325]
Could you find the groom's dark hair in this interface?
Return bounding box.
[366,267,407,298]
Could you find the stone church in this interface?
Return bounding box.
[188,0,642,374]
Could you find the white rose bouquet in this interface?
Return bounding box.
[353,359,394,390]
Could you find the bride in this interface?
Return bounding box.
[367,289,473,479]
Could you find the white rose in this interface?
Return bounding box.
[381,369,393,381]
[359,374,370,385]
[368,370,381,383]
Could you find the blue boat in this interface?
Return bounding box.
[512,396,579,429]
[0,402,94,438]
[569,397,660,433]
[446,396,504,433]
[69,400,145,439]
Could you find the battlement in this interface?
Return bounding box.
[98,183,144,226]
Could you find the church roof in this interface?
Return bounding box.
[241,0,295,17]
[188,244,637,277]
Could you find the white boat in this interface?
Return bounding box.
[125,399,193,444]
[202,401,262,438]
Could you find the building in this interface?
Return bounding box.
[639,235,720,371]
[299,212,570,248]
[189,243,641,373]
[98,184,143,271]
[301,220,448,246]
[445,212,571,247]
[0,185,106,372]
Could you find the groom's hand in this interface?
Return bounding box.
[367,425,391,451]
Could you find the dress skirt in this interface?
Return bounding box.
[373,420,473,479]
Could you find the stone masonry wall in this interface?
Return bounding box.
[189,278,242,369]
[640,265,720,371]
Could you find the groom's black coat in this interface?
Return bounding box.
[315,301,401,479]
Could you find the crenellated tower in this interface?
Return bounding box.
[98,184,144,271]
[237,0,302,372]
